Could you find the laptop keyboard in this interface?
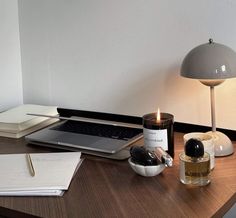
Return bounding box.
[52,120,143,141]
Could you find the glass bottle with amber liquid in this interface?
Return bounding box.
[179,138,210,186]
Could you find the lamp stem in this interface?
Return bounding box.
[210,86,216,132]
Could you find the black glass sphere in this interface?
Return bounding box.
[185,138,204,158]
[130,146,159,166]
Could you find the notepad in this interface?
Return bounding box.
[0,152,82,196]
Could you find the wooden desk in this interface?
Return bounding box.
[0,132,235,218]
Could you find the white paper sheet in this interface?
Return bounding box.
[0,152,81,196]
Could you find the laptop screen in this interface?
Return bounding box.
[57,108,143,125]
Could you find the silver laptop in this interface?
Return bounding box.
[26,108,143,155]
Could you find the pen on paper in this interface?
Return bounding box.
[26,154,35,177]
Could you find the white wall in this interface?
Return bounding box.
[0,0,23,111]
[18,0,236,130]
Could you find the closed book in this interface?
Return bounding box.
[0,104,58,138]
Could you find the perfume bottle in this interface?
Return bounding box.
[179,138,210,186]
[130,146,173,167]
[153,147,173,167]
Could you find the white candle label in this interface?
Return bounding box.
[143,128,168,151]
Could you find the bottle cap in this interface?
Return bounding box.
[185,138,204,158]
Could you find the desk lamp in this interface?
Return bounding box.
[180,39,236,156]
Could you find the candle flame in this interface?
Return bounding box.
[156,108,161,122]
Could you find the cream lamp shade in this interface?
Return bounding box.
[181,39,236,80]
[180,39,236,156]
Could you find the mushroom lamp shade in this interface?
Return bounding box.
[180,39,236,156]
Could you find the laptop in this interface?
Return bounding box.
[26,108,143,157]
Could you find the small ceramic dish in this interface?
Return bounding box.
[128,158,165,177]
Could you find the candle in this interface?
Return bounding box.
[143,110,174,158]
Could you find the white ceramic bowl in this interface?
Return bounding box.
[128,158,165,177]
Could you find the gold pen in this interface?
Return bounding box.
[26,153,35,177]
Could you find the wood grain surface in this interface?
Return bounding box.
[0,132,235,218]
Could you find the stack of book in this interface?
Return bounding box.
[0,104,58,138]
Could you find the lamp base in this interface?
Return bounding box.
[206,131,234,157]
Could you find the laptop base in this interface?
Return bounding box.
[27,141,131,160]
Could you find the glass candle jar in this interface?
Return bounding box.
[143,112,174,158]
